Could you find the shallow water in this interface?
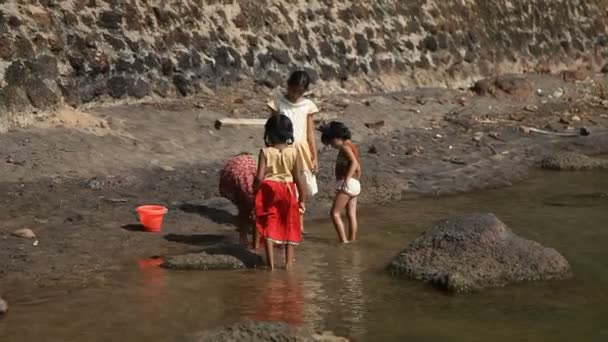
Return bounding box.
[1,170,608,341]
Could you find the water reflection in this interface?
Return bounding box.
[246,272,305,325]
[137,257,167,314]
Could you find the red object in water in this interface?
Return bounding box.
[136,205,168,232]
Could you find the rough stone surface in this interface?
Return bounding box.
[161,244,264,270]
[0,0,607,118]
[472,75,534,100]
[388,213,572,292]
[184,322,348,342]
[541,152,608,171]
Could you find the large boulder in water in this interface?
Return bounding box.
[184,322,348,342]
[541,152,608,171]
[161,244,264,270]
[388,213,572,292]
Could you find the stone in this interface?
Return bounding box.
[354,33,369,55]
[107,76,129,99]
[1,87,31,112]
[495,75,533,100]
[161,244,264,270]
[0,36,12,58]
[602,64,608,74]
[185,322,348,342]
[269,46,290,65]
[11,228,36,239]
[0,297,7,317]
[25,79,60,109]
[173,74,192,96]
[127,78,151,99]
[541,152,608,171]
[388,213,571,292]
[26,55,59,80]
[98,11,122,30]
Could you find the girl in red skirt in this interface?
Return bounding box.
[219,152,258,248]
[255,115,306,270]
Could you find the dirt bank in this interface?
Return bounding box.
[1,73,608,290]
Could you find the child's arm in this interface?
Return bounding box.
[341,145,360,181]
[254,149,266,193]
[293,159,307,212]
[267,99,279,116]
[306,114,318,172]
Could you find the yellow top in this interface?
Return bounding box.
[262,146,298,182]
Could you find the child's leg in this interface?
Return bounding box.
[264,239,275,270]
[252,222,259,249]
[346,197,358,241]
[237,209,249,246]
[331,192,351,243]
[285,244,295,270]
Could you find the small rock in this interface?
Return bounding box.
[162,244,264,270]
[231,108,239,116]
[559,117,570,125]
[435,134,443,139]
[551,88,564,99]
[472,132,484,142]
[160,165,175,172]
[200,85,215,97]
[335,98,351,108]
[85,177,103,190]
[233,98,244,104]
[368,145,378,154]
[580,127,591,136]
[488,132,500,140]
[524,105,538,112]
[364,120,385,129]
[11,228,36,239]
[0,297,7,317]
[571,115,581,122]
[601,64,608,74]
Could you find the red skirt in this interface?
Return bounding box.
[255,180,302,245]
[219,154,257,217]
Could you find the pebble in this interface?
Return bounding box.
[571,115,581,122]
[0,297,7,316]
[551,88,564,99]
[335,98,351,108]
[524,105,538,112]
[11,228,36,239]
[473,132,484,142]
[159,165,175,172]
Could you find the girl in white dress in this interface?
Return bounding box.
[268,71,319,233]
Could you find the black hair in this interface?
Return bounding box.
[321,121,352,144]
[287,70,311,91]
[264,114,294,146]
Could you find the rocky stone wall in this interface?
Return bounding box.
[0,0,607,126]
